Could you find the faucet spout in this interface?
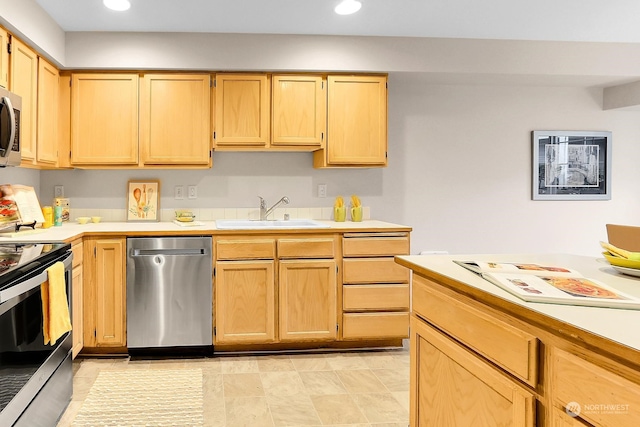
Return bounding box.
[259,196,290,220]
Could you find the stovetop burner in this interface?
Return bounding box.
[0,242,70,292]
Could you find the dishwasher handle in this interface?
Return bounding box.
[130,248,209,257]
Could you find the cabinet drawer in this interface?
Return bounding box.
[343,284,409,311]
[343,234,409,257]
[216,239,276,260]
[71,241,83,267]
[343,258,410,284]
[278,238,335,259]
[413,275,538,387]
[552,348,640,427]
[342,312,409,339]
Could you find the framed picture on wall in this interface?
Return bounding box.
[127,180,160,221]
[532,131,612,201]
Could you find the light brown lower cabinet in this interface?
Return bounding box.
[400,260,640,427]
[278,259,336,342]
[213,235,338,346]
[82,237,126,349]
[70,238,83,358]
[410,315,536,426]
[71,264,83,358]
[214,260,276,344]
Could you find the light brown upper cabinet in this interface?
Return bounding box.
[0,27,8,88]
[36,57,59,165]
[71,73,139,166]
[314,75,388,168]
[9,37,38,165]
[271,74,326,149]
[140,74,211,166]
[214,73,270,148]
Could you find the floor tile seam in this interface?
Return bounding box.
[334,367,390,394]
[308,392,368,425]
[368,369,404,394]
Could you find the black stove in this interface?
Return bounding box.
[0,241,73,427]
[0,242,70,299]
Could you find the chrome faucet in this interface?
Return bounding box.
[259,196,290,220]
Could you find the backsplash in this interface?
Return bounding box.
[69,206,371,222]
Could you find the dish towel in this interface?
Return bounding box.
[41,261,72,345]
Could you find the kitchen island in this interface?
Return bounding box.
[396,254,640,427]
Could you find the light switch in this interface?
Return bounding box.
[188,185,197,199]
[175,185,184,200]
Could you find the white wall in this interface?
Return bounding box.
[0,167,40,192]
[0,0,65,66]
[390,76,640,256]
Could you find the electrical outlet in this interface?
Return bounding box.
[175,185,184,200]
[318,184,327,198]
[54,185,64,198]
[188,185,197,199]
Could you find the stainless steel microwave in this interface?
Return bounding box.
[0,87,21,167]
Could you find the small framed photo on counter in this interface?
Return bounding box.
[532,130,612,201]
[127,180,160,221]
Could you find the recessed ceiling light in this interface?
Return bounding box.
[335,0,362,15]
[103,0,131,12]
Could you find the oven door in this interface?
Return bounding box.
[0,253,72,426]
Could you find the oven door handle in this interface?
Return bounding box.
[0,254,72,304]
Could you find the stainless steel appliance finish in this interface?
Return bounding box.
[0,243,73,427]
[127,237,213,348]
[0,87,21,167]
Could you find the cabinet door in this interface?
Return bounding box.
[551,406,590,427]
[279,259,337,342]
[10,37,38,164]
[410,316,535,427]
[71,73,139,165]
[321,75,387,166]
[214,73,270,147]
[0,27,8,88]
[140,74,211,166]
[215,260,276,344]
[36,57,59,165]
[84,238,126,347]
[272,75,325,147]
[71,265,83,358]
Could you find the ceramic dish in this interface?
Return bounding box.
[175,211,195,222]
[602,251,640,269]
[611,265,640,278]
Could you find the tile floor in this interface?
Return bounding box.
[56,348,410,427]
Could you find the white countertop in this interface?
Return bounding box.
[0,219,411,242]
[397,253,640,353]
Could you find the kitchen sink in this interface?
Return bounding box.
[215,219,329,229]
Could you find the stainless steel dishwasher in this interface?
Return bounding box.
[126,237,213,348]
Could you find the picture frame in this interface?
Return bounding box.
[127,180,160,221]
[532,131,612,201]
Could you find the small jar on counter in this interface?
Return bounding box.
[42,206,53,228]
[53,206,63,226]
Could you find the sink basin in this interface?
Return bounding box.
[216,219,329,230]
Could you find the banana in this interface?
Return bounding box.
[600,241,640,261]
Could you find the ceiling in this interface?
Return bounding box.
[34,0,640,43]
